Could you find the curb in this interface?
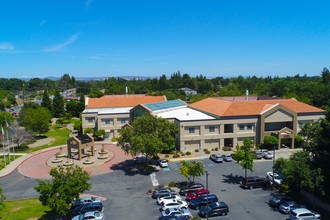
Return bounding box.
[168,156,209,162]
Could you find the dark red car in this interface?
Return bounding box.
[186,188,209,201]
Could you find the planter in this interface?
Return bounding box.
[98,150,108,154]
[83,159,94,165]
[63,161,74,166]
[52,158,63,163]
[98,154,108,159]
[56,153,66,158]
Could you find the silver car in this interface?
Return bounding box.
[209,154,223,163]
[279,201,301,214]
[289,208,321,219]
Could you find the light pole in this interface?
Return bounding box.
[205,170,209,220]
[272,145,276,190]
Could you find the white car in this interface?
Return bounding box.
[72,211,104,220]
[263,152,273,159]
[157,195,182,205]
[159,159,168,168]
[223,154,233,162]
[160,207,193,218]
[161,200,188,211]
[266,172,283,185]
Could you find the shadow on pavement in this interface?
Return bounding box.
[110,159,160,176]
[222,173,241,185]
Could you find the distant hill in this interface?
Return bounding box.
[19,75,151,81]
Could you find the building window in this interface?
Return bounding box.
[209,126,215,132]
[224,124,233,133]
[247,124,253,130]
[120,119,126,124]
[239,124,245,130]
[87,118,94,123]
[104,119,111,125]
[189,127,195,133]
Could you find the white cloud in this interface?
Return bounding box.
[44,33,80,52]
[0,42,15,50]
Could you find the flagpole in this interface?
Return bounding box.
[6,126,10,163]
[1,126,6,168]
[10,123,15,160]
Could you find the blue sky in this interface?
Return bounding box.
[1,0,330,79]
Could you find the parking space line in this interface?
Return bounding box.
[163,167,170,171]
[150,172,159,186]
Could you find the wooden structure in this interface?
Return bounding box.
[67,134,95,161]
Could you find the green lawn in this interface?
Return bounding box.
[0,198,50,220]
[24,124,71,153]
[0,155,21,170]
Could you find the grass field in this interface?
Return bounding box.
[0,155,22,170]
[0,198,49,220]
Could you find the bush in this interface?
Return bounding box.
[169,151,175,155]
[211,148,214,151]
[153,155,160,160]
[168,181,176,187]
[203,148,208,152]
[214,147,219,151]
[223,146,232,151]
[173,154,180,158]
[111,137,118,142]
[165,154,169,158]
[205,150,211,154]
[186,151,191,155]
[195,149,199,152]
[180,152,185,156]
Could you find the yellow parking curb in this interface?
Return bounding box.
[168,157,201,162]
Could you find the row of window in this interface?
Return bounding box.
[86,118,127,125]
[188,124,254,134]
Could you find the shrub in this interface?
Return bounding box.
[180,152,185,156]
[214,147,219,151]
[165,154,169,158]
[195,149,199,152]
[203,148,208,152]
[168,181,176,187]
[173,154,180,158]
[186,151,191,155]
[169,151,175,155]
[147,189,153,194]
[111,137,118,142]
[153,155,160,160]
[223,146,232,151]
[211,148,214,151]
[205,150,211,154]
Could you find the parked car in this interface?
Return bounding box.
[199,201,229,218]
[72,211,104,220]
[255,150,263,159]
[161,200,188,211]
[289,208,321,219]
[223,154,232,162]
[209,154,223,163]
[186,188,209,201]
[159,159,169,168]
[279,200,302,214]
[152,188,177,199]
[179,183,204,196]
[189,194,218,210]
[71,202,104,216]
[266,172,283,185]
[175,181,196,189]
[263,152,274,159]
[157,195,182,205]
[268,195,292,208]
[159,216,189,220]
[240,176,270,189]
[72,196,102,207]
[160,207,193,218]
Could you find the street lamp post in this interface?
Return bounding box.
[272,145,276,189]
[205,170,209,220]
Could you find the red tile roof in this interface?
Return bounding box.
[190,97,324,117]
[87,95,167,108]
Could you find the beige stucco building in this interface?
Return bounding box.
[82,95,166,139]
[130,97,324,152]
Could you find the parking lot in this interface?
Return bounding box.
[90,158,290,220]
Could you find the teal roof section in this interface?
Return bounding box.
[144,100,186,112]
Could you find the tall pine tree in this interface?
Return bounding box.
[53,89,64,117]
[41,89,53,115]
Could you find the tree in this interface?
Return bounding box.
[0,187,5,211]
[263,136,278,149]
[232,139,254,179]
[73,120,82,134]
[11,126,34,148]
[179,161,205,182]
[23,107,52,136]
[53,89,64,117]
[83,128,94,134]
[94,129,105,140]
[65,100,85,118]
[41,88,53,114]
[34,165,91,216]
[117,114,179,160]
